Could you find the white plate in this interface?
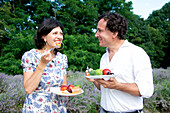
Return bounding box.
[85,75,115,80]
[50,87,84,96]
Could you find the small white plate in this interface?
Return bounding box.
[50,87,84,96]
[85,75,115,80]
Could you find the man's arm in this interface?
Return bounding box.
[96,78,141,96]
[93,81,101,90]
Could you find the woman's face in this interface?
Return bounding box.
[43,27,63,49]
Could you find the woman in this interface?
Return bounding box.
[21,18,68,113]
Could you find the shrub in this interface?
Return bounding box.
[0,33,105,75]
[0,68,169,112]
[144,68,170,112]
[66,71,101,112]
[0,73,26,112]
[0,71,101,113]
[0,32,35,75]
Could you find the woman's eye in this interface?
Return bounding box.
[53,32,63,35]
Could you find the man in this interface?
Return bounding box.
[86,12,154,113]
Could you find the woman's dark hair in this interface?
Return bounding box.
[34,18,64,49]
[97,12,128,39]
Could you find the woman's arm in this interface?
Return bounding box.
[23,61,46,94]
[23,51,54,94]
[62,74,67,86]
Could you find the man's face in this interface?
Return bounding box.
[95,19,113,47]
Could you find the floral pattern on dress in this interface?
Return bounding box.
[21,49,68,113]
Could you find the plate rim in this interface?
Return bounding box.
[85,75,115,79]
[50,87,84,96]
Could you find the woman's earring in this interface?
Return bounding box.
[44,40,47,50]
[57,42,64,51]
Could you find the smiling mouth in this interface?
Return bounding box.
[55,40,62,43]
[56,42,61,44]
[98,38,102,42]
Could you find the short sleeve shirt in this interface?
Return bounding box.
[21,49,68,112]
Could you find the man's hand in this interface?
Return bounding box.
[95,77,119,88]
[96,78,141,96]
[85,70,95,82]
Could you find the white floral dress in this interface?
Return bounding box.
[21,49,68,113]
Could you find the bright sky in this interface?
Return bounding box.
[126,0,170,19]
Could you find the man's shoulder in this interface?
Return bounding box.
[127,41,145,52]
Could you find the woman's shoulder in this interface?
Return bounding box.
[57,52,67,58]
[22,49,38,58]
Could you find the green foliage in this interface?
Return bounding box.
[147,2,170,68]
[147,27,165,67]
[0,31,35,75]
[62,34,105,71]
[144,68,170,112]
[127,16,165,68]
[0,1,169,112]
[96,0,133,16]
[32,0,53,24]
[0,0,169,75]
[57,0,98,35]
[0,74,26,112]
[1,68,169,112]
[0,2,16,56]
[66,71,101,112]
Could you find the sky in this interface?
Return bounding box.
[126,0,170,19]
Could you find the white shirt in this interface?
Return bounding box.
[100,40,154,112]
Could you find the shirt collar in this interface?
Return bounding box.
[121,40,130,47]
[106,40,130,52]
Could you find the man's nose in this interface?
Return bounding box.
[95,31,99,38]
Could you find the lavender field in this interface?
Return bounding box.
[0,68,169,113]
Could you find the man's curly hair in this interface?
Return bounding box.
[97,12,128,39]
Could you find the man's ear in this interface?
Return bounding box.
[112,32,118,39]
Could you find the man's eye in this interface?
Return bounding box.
[98,29,101,32]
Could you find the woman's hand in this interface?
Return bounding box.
[40,49,55,65]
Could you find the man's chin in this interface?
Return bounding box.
[99,43,106,47]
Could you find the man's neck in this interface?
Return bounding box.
[108,39,125,54]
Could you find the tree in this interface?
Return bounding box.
[55,0,98,35]
[147,2,170,68]
[0,32,35,75]
[0,0,168,75]
[62,34,105,71]
[148,26,165,67]
[94,0,133,16]
[126,14,165,68]
[0,2,16,56]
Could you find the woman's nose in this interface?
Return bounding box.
[57,34,63,40]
